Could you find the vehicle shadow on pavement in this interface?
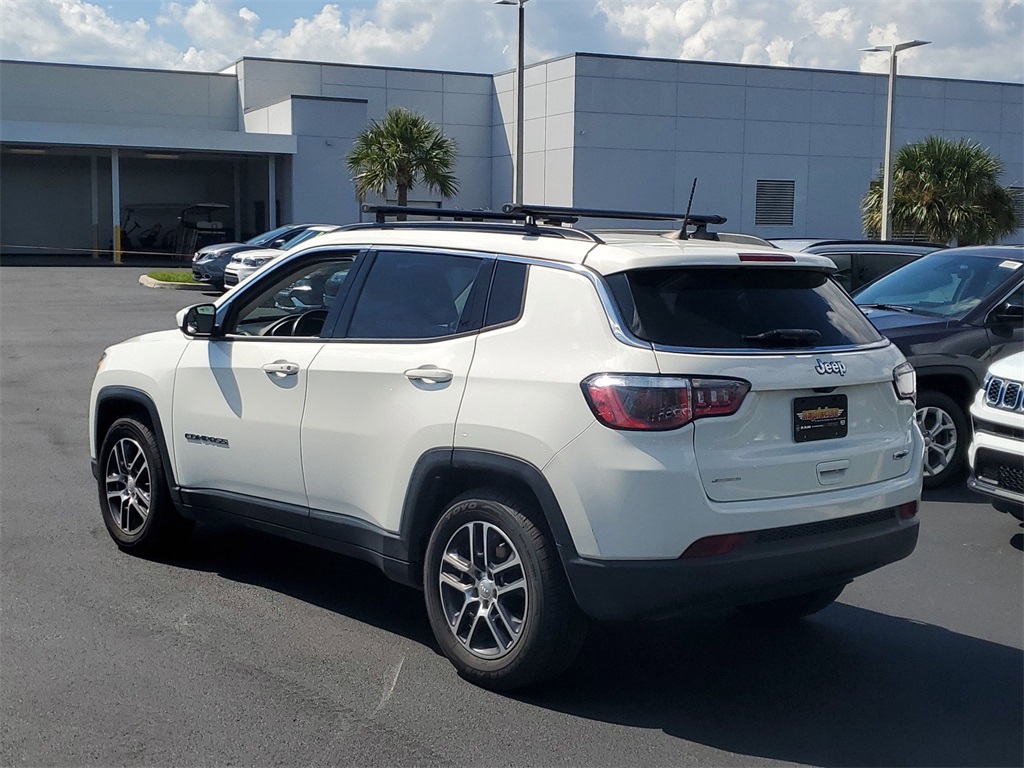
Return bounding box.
[520,604,1023,768]
[173,521,439,650]
[167,521,1021,768]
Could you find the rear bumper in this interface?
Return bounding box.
[563,507,919,620]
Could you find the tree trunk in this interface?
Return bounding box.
[397,184,408,222]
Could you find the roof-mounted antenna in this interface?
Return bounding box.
[680,177,697,239]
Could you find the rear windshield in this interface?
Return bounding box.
[606,267,883,349]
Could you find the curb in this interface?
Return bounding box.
[139,275,208,291]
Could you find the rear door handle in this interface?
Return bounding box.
[263,360,300,377]
[404,366,453,384]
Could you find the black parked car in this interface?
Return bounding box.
[854,245,1024,488]
[192,224,318,290]
[771,239,945,292]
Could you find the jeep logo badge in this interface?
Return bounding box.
[814,359,846,376]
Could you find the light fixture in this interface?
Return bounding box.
[494,0,530,205]
[9,147,47,155]
[143,153,180,160]
[860,39,931,240]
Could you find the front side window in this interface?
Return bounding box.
[607,266,882,349]
[345,250,486,340]
[228,256,355,337]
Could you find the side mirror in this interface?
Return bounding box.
[180,303,219,337]
[987,301,1024,327]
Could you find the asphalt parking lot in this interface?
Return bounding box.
[2,264,1022,767]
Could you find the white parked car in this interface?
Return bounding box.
[969,352,1024,521]
[223,224,340,286]
[90,204,923,689]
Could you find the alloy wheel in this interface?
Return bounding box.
[438,521,529,659]
[916,405,958,478]
[104,437,151,535]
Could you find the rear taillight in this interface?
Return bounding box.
[893,362,916,403]
[581,374,750,431]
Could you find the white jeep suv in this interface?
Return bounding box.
[90,205,923,689]
[969,352,1024,520]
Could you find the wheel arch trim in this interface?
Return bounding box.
[94,386,181,504]
[398,448,581,575]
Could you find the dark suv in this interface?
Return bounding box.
[770,239,944,292]
[854,245,1024,488]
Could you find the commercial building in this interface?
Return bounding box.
[1,52,1021,256]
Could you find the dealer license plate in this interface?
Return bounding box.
[793,394,848,443]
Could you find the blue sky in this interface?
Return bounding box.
[1,0,1021,82]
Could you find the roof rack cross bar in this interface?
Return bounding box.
[363,204,522,224]
[501,203,726,226]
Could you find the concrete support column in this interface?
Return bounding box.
[111,148,121,264]
[90,156,99,259]
[268,155,277,230]
[233,161,242,242]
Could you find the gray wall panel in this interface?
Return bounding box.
[676,83,746,119]
[810,123,878,158]
[806,155,875,238]
[895,96,946,129]
[678,61,747,86]
[944,100,1003,132]
[673,152,745,224]
[676,117,745,154]
[386,89,443,121]
[576,113,676,151]
[744,121,811,155]
[745,88,812,123]
[442,92,491,126]
[810,91,875,125]
[575,76,677,116]
[573,148,676,210]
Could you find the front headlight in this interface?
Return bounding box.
[243,256,272,267]
[893,362,916,403]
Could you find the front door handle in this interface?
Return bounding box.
[404,366,453,384]
[263,360,300,377]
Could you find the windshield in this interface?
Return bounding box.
[855,251,1023,319]
[278,228,330,250]
[247,225,296,246]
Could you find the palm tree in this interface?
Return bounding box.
[346,108,459,216]
[862,136,1019,245]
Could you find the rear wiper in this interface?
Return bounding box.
[742,328,821,347]
[858,302,916,313]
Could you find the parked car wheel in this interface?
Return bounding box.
[917,390,969,489]
[423,490,588,690]
[736,584,846,621]
[98,417,192,555]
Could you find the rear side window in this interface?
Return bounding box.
[484,260,527,328]
[607,267,883,349]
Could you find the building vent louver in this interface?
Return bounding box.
[755,180,795,226]
[1010,187,1024,229]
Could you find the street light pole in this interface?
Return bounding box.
[861,39,930,240]
[495,0,529,204]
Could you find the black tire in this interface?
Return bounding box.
[917,389,969,489]
[736,584,846,622]
[97,416,192,556]
[423,489,588,690]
